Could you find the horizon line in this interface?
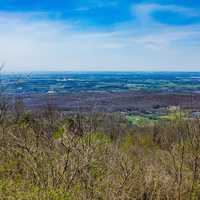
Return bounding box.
[2,70,200,74]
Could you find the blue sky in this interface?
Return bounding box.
[0,0,200,71]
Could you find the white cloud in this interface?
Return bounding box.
[128,3,200,48]
[133,3,200,23]
[0,4,200,72]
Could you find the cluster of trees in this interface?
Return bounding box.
[0,100,200,200]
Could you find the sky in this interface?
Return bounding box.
[0,0,200,72]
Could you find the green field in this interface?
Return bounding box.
[126,111,187,127]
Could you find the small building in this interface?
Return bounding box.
[192,111,200,118]
[167,105,181,112]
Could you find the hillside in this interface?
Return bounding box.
[1,104,200,199]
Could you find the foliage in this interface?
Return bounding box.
[1,107,200,200]
[53,126,65,139]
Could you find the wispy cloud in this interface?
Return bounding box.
[128,3,200,48]
[0,3,200,72]
[133,3,200,22]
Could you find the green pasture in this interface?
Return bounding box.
[126,111,188,127]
